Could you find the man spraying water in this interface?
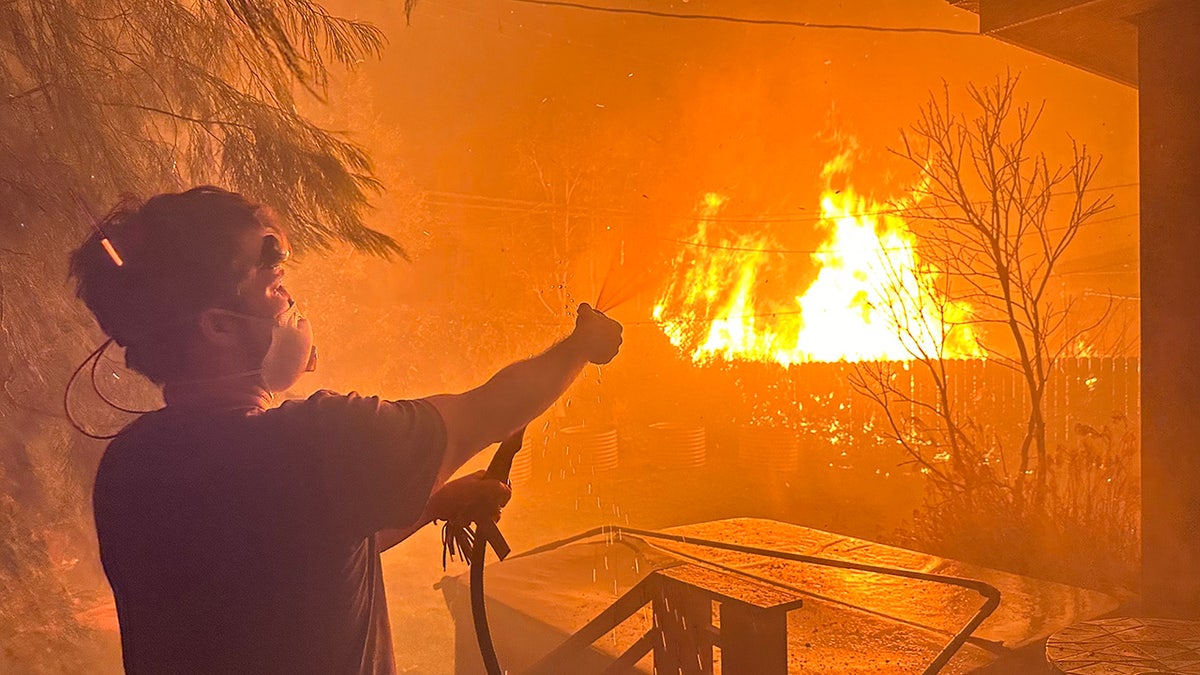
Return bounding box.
[68,186,623,674]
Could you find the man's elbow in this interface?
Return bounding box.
[429,393,509,458]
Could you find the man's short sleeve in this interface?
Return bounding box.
[271,390,447,540]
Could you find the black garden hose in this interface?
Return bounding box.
[441,427,524,675]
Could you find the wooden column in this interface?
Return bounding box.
[1138,0,1200,616]
[651,564,803,675]
[652,575,714,675]
[719,600,789,674]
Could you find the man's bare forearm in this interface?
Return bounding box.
[474,334,588,439]
[429,333,589,476]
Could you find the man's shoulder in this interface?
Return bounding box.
[93,409,186,509]
[277,389,375,408]
[274,389,374,419]
[275,389,434,416]
[97,409,170,468]
[270,389,445,447]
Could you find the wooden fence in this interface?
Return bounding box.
[603,350,1140,474]
[774,357,1140,448]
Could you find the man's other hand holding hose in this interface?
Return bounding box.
[422,471,512,526]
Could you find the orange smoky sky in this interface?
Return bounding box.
[296,0,1137,392]
[328,0,1134,253]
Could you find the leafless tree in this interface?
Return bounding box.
[516,114,629,318]
[851,73,1114,519]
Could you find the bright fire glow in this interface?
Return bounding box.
[653,152,980,365]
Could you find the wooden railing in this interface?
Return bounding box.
[526,562,805,675]
[516,527,1002,675]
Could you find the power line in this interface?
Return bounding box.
[659,211,1138,255]
[424,181,1139,225]
[427,184,1137,255]
[509,0,980,36]
[425,189,1139,255]
[427,196,1138,257]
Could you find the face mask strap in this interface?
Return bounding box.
[210,304,296,330]
[168,367,269,389]
[68,308,311,427]
[160,311,280,394]
[209,304,311,388]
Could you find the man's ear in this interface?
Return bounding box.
[197,309,242,348]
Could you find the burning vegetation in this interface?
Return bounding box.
[653,151,981,366]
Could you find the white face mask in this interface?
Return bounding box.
[257,303,316,393]
[222,303,317,394]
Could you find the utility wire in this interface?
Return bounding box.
[668,211,1139,254]
[425,190,1140,255]
[435,179,1141,205]
[509,0,980,36]
[425,181,1139,225]
[424,196,1138,244]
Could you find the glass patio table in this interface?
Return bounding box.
[1047,617,1200,674]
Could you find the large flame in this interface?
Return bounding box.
[653,154,980,365]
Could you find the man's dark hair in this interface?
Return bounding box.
[70,186,280,384]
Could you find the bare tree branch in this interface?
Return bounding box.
[856,73,1118,518]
